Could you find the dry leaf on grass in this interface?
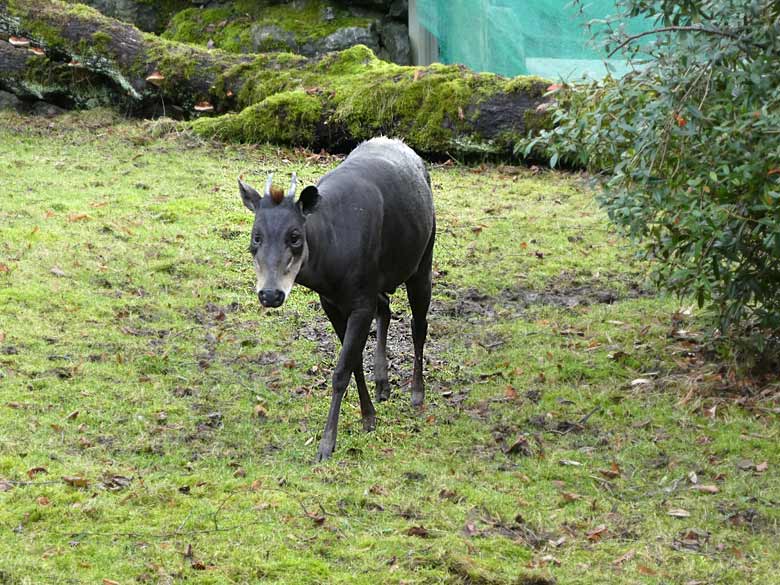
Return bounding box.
[690,484,719,494]
[667,508,691,518]
[406,525,430,538]
[62,476,89,488]
[27,466,48,479]
[586,524,608,541]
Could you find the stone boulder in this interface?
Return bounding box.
[0,90,21,111]
[251,24,300,53]
[376,19,410,65]
[305,25,381,55]
[251,20,410,65]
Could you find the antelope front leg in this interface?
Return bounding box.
[315,307,374,462]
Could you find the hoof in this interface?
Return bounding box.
[375,379,391,402]
[315,439,335,463]
[411,385,425,409]
[362,414,376,432]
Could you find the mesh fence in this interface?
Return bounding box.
[415,0,648,80]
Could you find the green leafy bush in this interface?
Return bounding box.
[521,0,780,352]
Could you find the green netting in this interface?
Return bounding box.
[415,0,647,80]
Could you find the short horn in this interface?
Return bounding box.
[287,172,298,198]
[264,173,274,197]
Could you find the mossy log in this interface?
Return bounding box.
[0,0,552,156]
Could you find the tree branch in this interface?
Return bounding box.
[607,25,745,57]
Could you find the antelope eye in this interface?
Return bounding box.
[252,233,262,245]
[289,231,302,246]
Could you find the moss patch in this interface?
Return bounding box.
[192,89,322,145]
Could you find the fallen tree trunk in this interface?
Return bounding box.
[0,0,551,156]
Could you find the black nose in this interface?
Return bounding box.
[259,288,285,308]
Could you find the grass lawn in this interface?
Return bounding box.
[0,110,777,584]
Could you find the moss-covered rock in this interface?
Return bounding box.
[164,1,373,53]
[193,45,551,156]
[161,0,410,64]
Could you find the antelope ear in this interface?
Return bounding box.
[297,185,320,216]
[238,179,261,212]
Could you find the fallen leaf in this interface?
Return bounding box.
[50,267,66,277]
[667,508,691,518]
[599,462,621,479]
[68,213,91,222]
[0,479,14,492]
[406,525,429,538]
[561,492,582,503]
[0,263,9,273]
[250,479,262,491]
[690,484,719,494]
[27,466,48,479]
[306,511,326,525]
[37,496,50,506]
[102,579,120,585]
[756,461,768,473]
[630,378,652,387]
[370,484,388,496]
[505,385,518,399]
[535,554,561,567]
[637,565,657,575]
[66,410,79,420]
[62,476,89,488]
[102,475,132,491]
[559,459,582,466]
[586,524,608,541]
[507,435,532,456]
[611,549,635,565]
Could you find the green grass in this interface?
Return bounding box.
[0,110,778,584]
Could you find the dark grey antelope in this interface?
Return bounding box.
[238,137,436,462]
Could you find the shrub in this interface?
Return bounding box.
[521,0,780,354]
